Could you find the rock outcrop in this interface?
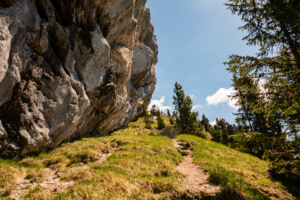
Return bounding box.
[0,0,158,158]
[160,126,179,139]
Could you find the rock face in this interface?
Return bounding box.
[0,0,158,158]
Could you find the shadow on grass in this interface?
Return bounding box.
[269,171,300,199]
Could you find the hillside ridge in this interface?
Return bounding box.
[0,117,297,199]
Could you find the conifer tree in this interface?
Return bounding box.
[201,114,211,132]
[151,105,157,116]
[169,117,175,125]
[157,110,166,130]
[142,103,151,129]
[173,82,199,135]
[225,0,300,176]
[167,109,171,117]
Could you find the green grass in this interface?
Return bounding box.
[0,118,185,199]
[0,117,296,199]
[177,134,295,200]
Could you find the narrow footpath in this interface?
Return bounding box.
[173,139,220,195]
[9,152,112,200]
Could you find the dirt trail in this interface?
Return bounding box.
[10,152,112,199]
[173,139,220,194]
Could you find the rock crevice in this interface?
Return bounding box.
[0,0,158,158]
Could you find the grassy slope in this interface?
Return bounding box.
[0,118,183,200]
[177,134,295,200]
[0,117,296,200]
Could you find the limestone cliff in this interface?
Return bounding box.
[0,0,158,158]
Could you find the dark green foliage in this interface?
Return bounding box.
[167,109,171,117]
[229,132,266,158]
[172,82,204,137]
[215,186,247,200]
[169,117,175,125]
[211,127,222,143]
[208,118,238,144]
[142,103,151,129]
[201,114,211,132]
[150,105,157,117]
[225,0,300,177]
[157,110,166,130]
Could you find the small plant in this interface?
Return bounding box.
[19,157,43,168]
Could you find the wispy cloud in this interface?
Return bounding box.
[190,94,195,99]
[149,96,172,111]
[210,120,217,126]
[192,104,202,110]
[206,87,239,110]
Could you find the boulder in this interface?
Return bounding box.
[160,126,179,139]
[0,0,158,158]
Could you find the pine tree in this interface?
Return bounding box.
[151,105,157,116]
[225,0,300,176]
[169,115,175,125]
[167,109,171,117]
[142,103,151,129]
[157,110,166,130]
[173,82,199,135]
[201,114,211,132]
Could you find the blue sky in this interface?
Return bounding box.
[145,0,258,125]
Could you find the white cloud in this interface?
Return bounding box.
[210,120,217,126]
[192,104,202,110]
[149,96,172,111]
[190,94,195,99]
[206,87,239,110]
[193,0,214,11]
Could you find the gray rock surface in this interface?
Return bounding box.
[0,0,158,158]
[160,126,179,139]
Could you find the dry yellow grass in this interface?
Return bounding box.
[0,118,185,199]
[178,134,296,200]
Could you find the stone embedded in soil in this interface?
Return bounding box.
[181,150,191,156]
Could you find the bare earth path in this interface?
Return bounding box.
[173,139,220,195]
[10,152,112,199]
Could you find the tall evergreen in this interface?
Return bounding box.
[225,0,300,175]
[151,105,157,116]
[201,114,211,132]
[142,103,151,129]
[157,110,166,130]
[173,82,199,135]
[167,109,171,117]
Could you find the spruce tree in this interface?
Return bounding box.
[167,109,171,117]
[225,0,300,176]
[169,117,175,125]
[201,114,211,132]
[151,105,157,116]
[173,82,199,135]
[142,103,151,129]
[157,110,166,130]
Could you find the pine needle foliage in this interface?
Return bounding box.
[172,82,204,137]
[157,110,166,130]
[224,0,300,176]
[169,117,175,125]
[142,103,151,129]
